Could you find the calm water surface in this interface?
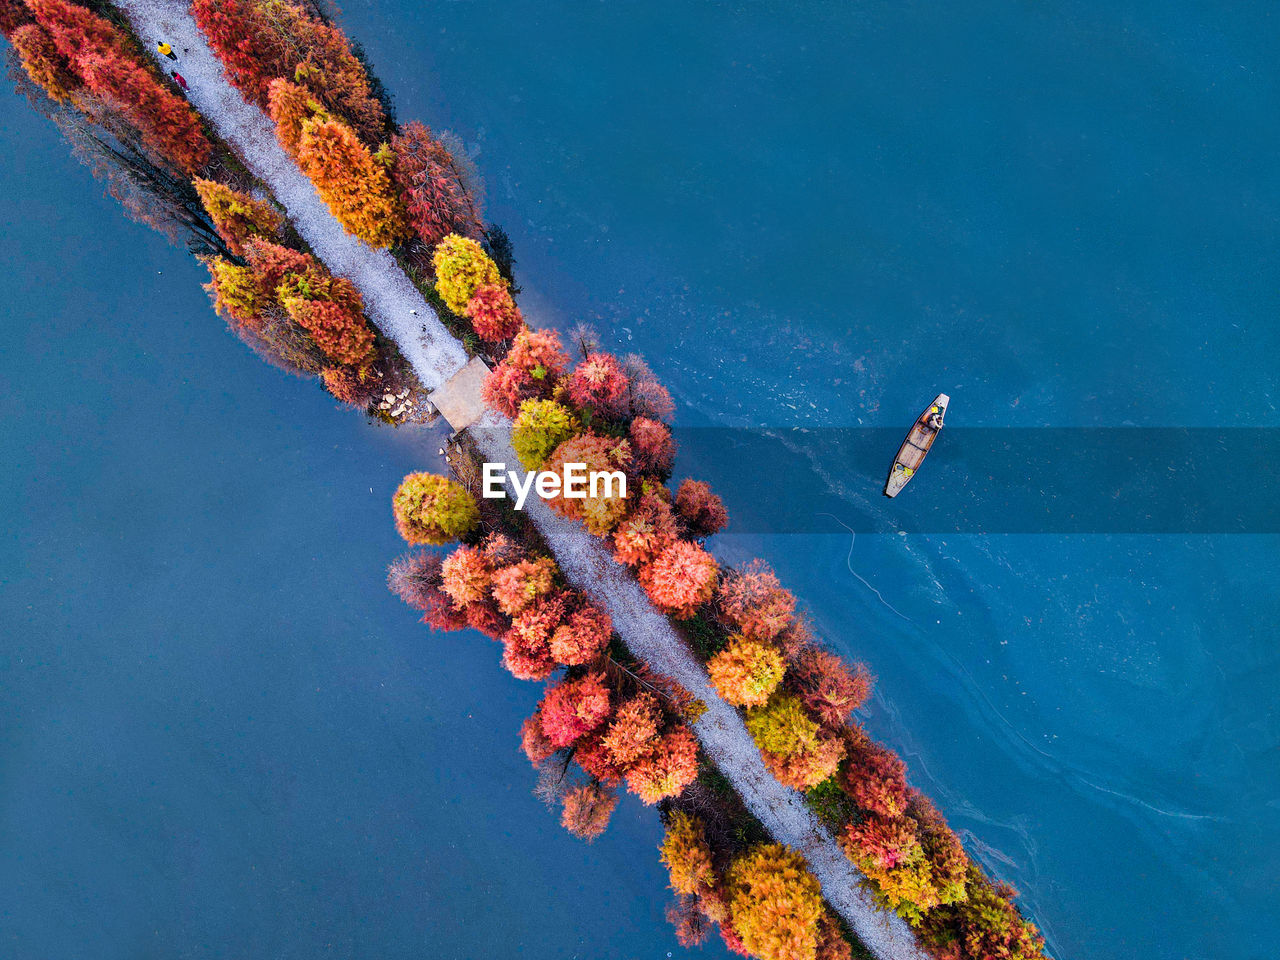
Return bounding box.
[3,1,1278,958]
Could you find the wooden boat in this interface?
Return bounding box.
[884,394,949,498]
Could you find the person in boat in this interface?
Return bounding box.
[920,405,944,432]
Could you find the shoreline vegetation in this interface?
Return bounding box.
[0,2,1048,958]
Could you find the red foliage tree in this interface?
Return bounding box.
[481,361,542,419]
[565,352,629,420]
[390,120,483,244]
[841,729,910,819]
[464,283,523,342]
[29,0,212,173]
[624,725,699,804]
[573,730,625,785]
[638,540,719,619]
[628,417,676,473]
[242,237,317,295]
[675,478,729,539]
[321,366,374,407]
[788,646,872,728]
[481,532,525,567]
[464,597,508,639]
[282,295,376,368]
[612,493,679,567]
[600,692,662,767]
[538,672,612,747]
[507,327,570,380]
[666,898,711,948]
[717,560,796,641]
[501,592,568,680]
[549,600,613,666]
[560,782,618,841]
[191,0,386,140]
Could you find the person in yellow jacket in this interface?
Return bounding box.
[157,41,177,61]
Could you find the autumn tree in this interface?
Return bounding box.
[11,23,78,103]
[464,283,523,342]
[481,328,572,417]
[320,366,375,408]
[511,399,579,470]
[624,725,699,804]
[638,540,718,619]
[0,0,32,36]
[919,868,1046,960]
[191,0,386,140]
[543,433,633,535]
[726,844,824,960]
[841,729,910,819]
[519,711,557,767]
[386,551,468,632]
[390,121,483,245]
[537,673,612,747]
[29,0,209,173]
[660,811,717,898]
[612,493,678,567]
[297,116,407,247]
[280,289,376,367]
[675,478,729,539]
[629,417,676,473]
[560,782,618,841]
[600,692,662,767]
[392,472,479,545]
[502,592,567,680]
[788,647,872,728]
[708,635,786,708]
[746,693,844,791]
[490,556,557,616]
[194,179,282,255]
[432,233,502,313]
[267,78,326,158]
[549,600,612,666]
[717,560,796,641]
[565,352,629,420]
[440,544,493,607]
[623,354,676,422]
[204,258,265,327]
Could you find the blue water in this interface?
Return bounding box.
[0,100,700,958]
[335,1,1278,957]
[3,2,1277,959]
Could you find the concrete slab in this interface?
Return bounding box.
[428,356,492,432]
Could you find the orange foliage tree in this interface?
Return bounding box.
[726,844,825,960]
[560,782,618,841]
[638,540,718,619]
[465,283,523,343]
[717,560,796,641]
[502,593,567,680]
[624,725,699,804]
[600,692,662,767]
[707,635,786,708]
[267,78,326,157]
[440,544,492,607]
[549,600,612,665]
[542,433,633,535]
[296,116,407,248]
[612,493,679,567]
[490,556,557,616]
[11,23,78,103]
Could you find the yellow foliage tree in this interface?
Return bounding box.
[432,233,502,313]
[707,634,786,708]
[659,811,718,898]
[727,844,825,960]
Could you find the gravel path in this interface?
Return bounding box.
[117,0,467,391]
[117,3,930,956]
